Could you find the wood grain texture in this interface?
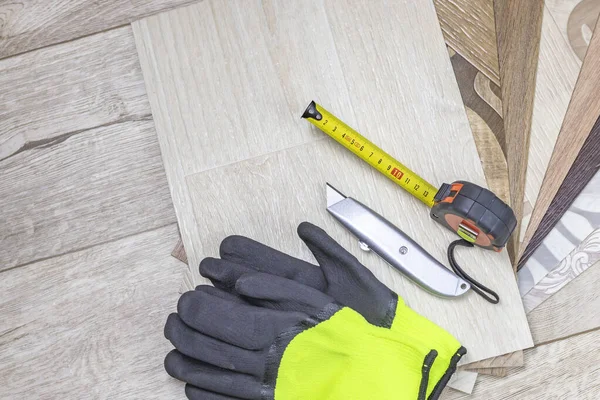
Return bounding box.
[0,118,175,271]
[463,367,508,377]
[0,225,183,399]
[0,22,177,270]
[0,0,200,60]
[170,53,511,269]
[494,0,545,263]
[440,329,600,399]
[527,261,600,345]
[520,6,583,245]
[453,55,523,375]
[434,0,501,85]
[520,17,600,265]
[450,52,509,207]
[133,0,354,276]
[461,351,524,369]
[520,117,600,266]
[0,26,150,162]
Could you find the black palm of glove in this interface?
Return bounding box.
[199,221,397,327]
[164,278,336,399]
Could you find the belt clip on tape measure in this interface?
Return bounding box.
[302,101,517,303]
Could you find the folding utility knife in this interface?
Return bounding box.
[326,183,470,298]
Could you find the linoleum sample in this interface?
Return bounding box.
[435,0,500,85]
[523,230,600,313]
[518,171,600,293]
[520,17,600,264]
[493,0,545,261]
[520,6,585,247]
[135,0,532,364]
[520,119,600,267]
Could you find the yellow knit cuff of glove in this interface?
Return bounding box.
[273,304,463,400]
[391,300,464,395]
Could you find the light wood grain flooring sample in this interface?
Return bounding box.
[133,0,355,278]
[135,0,532,364]
[493,0,545,262]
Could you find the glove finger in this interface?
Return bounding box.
[218,235,327,291]
[195,284,245,303]
[165,350,261,399]
[235,272,334,315]
[298,221,397,327]
[185,384,244,400]
[177,289,307,350]
[199,258,257,291]
[165,313,266,376]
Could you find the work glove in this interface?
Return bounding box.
[165,274,463,400]
[200,222,465,340]
[199,221,399,328]
[195,222,465,397]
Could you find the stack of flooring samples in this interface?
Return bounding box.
[516,0,600,320]
[133,0,533,375]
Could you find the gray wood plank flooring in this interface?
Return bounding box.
[0,0,199,59]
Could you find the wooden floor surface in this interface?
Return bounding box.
[1,1,599,398]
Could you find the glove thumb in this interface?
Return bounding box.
[297,221,398,327]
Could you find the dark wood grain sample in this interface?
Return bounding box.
[518,116,600,269]
[172,237,188,265]
[493,0,545,262]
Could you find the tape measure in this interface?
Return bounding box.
[302,100,517,252]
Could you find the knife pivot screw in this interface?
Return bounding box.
[399,246,408,255]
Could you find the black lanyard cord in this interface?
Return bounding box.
[447,239,500,304]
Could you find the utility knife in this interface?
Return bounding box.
[326,183,470,298]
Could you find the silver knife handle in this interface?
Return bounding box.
[327,197,470,298]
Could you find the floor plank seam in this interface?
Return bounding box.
[0,114,154,163]
[534,325,600,348]
[0,1,205,62]
[0,222,177,274]
[0,23,132,63]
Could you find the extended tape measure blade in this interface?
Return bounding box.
[302,101,437,208]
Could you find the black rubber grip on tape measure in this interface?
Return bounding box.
[431,181,516,250]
